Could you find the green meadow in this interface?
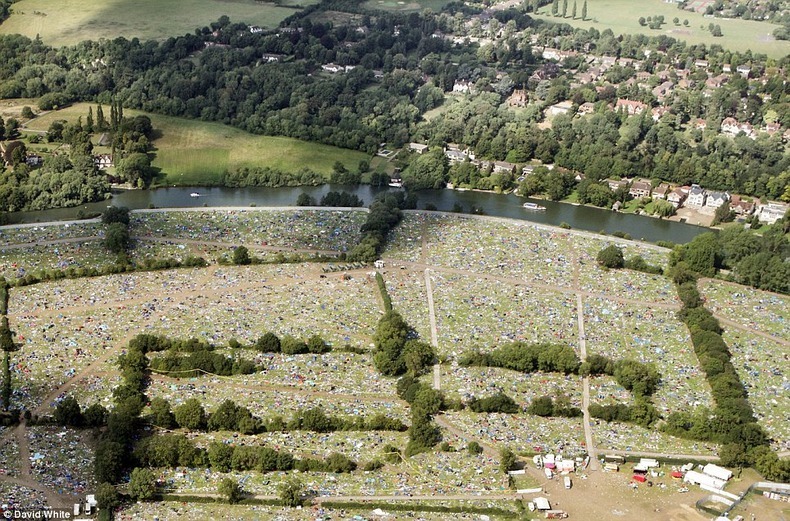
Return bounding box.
[23,103,370,186]
[0,0,312,47]
[533,0,790,58]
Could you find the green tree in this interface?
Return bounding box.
[296,192,316,206]
[208,400,242,431]
[83,403,108,427]
[581,0,587,19]
[21,106,34,119]
[279,477,305,507]
[94,440,126,483]
[596,245,625,269]
[401,149,447,190]
[256,332,281,353]
[101,206,130,226]
[208,441,234,472]
[104,223,130,254]
[562,0,568,17]
[528,395,555,416]
[500,447,517,474]
[572,0,577,18]
[467,441,484,455]
[232,246,251,265]
[128,467,157,500]
[95,483,120,511]
[174,398,207,430]
[149,397,176,429]
[116,153,153,187]
[54,396,83,426]
[219,477,244,504]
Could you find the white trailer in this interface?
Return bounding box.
[534,497,551,511]
[639,458,660,468]
[564,476,572,489]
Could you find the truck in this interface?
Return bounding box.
[564,476,572,489]
[545,510,568,519]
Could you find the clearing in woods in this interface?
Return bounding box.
[0,0,313,47]
[21,102,370,186]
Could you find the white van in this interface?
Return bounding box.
[564,476,572,489]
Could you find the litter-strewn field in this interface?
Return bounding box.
[0,209,783,518]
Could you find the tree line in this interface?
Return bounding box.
[664,263,789,481]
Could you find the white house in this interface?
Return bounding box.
[704,190,730,209]
[757,201,789,224]
[686,184,706,207]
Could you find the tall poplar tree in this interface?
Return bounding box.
[582,0,587,20]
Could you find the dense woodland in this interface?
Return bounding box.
[0,2,788,204]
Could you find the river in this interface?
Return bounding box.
[7,185,708,244]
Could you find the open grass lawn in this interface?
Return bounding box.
[532,0,790,58]
[22,102,370,185]
[0,0,312,47]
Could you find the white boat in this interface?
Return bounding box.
[190,192,201,198]
[523,202,546,211]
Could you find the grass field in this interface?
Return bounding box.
[532,0,790,58]
[0,0,311,47]
[361,0,451,12]
[22,102,370,185]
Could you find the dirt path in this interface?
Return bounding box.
[712,315,790,348]
[576,294,599,471]
[423,268,441,391]
[0,424,72,509]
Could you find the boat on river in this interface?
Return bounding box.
[190,192,201,198]
[523,202,546,211]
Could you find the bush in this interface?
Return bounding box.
[597,245,625,269]
[468,393,520,414]
[467,441,484,455]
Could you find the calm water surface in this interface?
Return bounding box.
[8,185,707,244]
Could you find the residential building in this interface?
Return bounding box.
[547,100,574,117]
[629,180,652,199]
[757,201,789,224]
[607,178,629,191]
[705,190,730,209]
[409,143,429,154]
[729,195,754,215]
[652,183,671,200]
[686,184,706,207]
[578,102,595,115]
[615,99,648,116]
[667,188,686,208]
